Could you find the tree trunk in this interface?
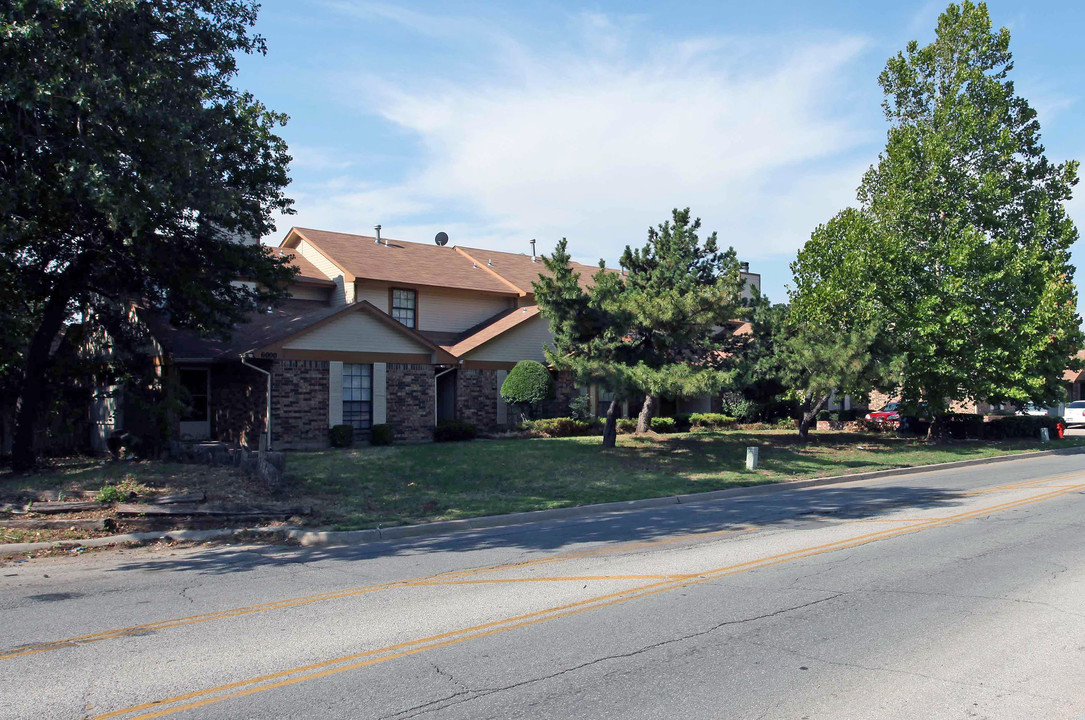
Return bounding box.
[798,392,831,442]
[635,393,656,434]
[601,398,619,448]
[11,262,84,472]
[926,413,945,442]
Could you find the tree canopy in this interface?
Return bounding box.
[791,1,1081,427]
[534,209,746,445]
[1,0,296,469]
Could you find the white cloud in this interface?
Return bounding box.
[283,10,875,265]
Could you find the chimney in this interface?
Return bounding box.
[530,238,537,262]
[488,258,493,267]
[374,224,382,245]
[740,261,750,272]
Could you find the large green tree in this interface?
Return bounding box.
[534,209,746,444]
[794,1,1081,433]
[1,0,295,469]
[618,209,746,432]
[534,239,633,447]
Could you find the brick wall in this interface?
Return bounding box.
[271,360,329,450]
[456,369,499,431]
[538,370,578,419]
[211,363,267,448]
[387,364,435,443]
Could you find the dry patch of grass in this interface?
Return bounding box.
[5,430,1081,541]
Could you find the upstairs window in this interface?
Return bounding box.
[391,288,417,328]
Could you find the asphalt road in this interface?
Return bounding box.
[2,451,1084,720]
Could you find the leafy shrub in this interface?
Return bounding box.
[941,412,985,439]
[689,413,737,430]
[897,416,930,436]
[839,408,860,422]
[651,417,677,433]
[500,361,553,419]
[568,394,593,423]
[674,413,693,431]
[370,424,393,446]
[816,410,831,421]
[96,485,126,503]
[856,419,893,433]
[524,417,597,438]
[984,415,1063,440]
[329,424,354,448]
[719,396,759,422]
[616,418,636,434]
[434,421,477,442]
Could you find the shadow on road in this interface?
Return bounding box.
[107,483,967,576]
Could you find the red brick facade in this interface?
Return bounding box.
[271,360,329,450]
[210,363,267,448]
[387,363,435,443]
[538,370,578,419]
[456,369,499,431]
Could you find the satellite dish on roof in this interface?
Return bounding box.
[435,231,449,246]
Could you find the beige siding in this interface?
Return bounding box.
[296,239,352,305]
[289,284,331,302]
[283,310,432,354]
[355,282,389,312]
[328,361,343,427]
[419,288,512,333]
[466,314,554,363]
[373,363,387,424]
[354,281,512,334]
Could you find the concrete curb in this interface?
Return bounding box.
[4,445,1083,557]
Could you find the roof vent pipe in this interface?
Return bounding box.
[740,261,750,272]
[374,224,382,245]
[530,238,537,261]
[488,259,493,267]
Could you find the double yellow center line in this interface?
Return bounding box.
[86,478,1085,720]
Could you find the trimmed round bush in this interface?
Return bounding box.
[501,361,553,420]
[650,417,677,433]
[434,421,477,442]
[501,361,553,405]
[329,424,354,447]
[370,424,394,446]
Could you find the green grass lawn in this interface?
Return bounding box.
[286,430,1085,530]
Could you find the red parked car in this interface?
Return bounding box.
[865,402,900,423]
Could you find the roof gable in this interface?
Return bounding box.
[283,227,519,296]
[455,246,606,295]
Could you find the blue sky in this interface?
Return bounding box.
[236,0,1084,310]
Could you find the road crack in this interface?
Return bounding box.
[380,593,843,719]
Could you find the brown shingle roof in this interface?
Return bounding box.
[144,300,454,361]
[455,246,606,295]
[268,247,334,287]
[142,300,345,360]
[284,228,518,295]
[443,305,541,357]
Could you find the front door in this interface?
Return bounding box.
[436,370,457,423]
[178,367,211,440]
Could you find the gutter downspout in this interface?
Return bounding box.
[241,354,273,451]
[434,366,457,426]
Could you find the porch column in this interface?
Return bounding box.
[373,363,387,425]
[328,361,343,427]
[496,369,508,425]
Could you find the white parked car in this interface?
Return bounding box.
[1063,400,1085,427]
[1015,402,1049,417]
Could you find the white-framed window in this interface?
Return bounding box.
[343,363,372,432]
[391,288,417,328]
